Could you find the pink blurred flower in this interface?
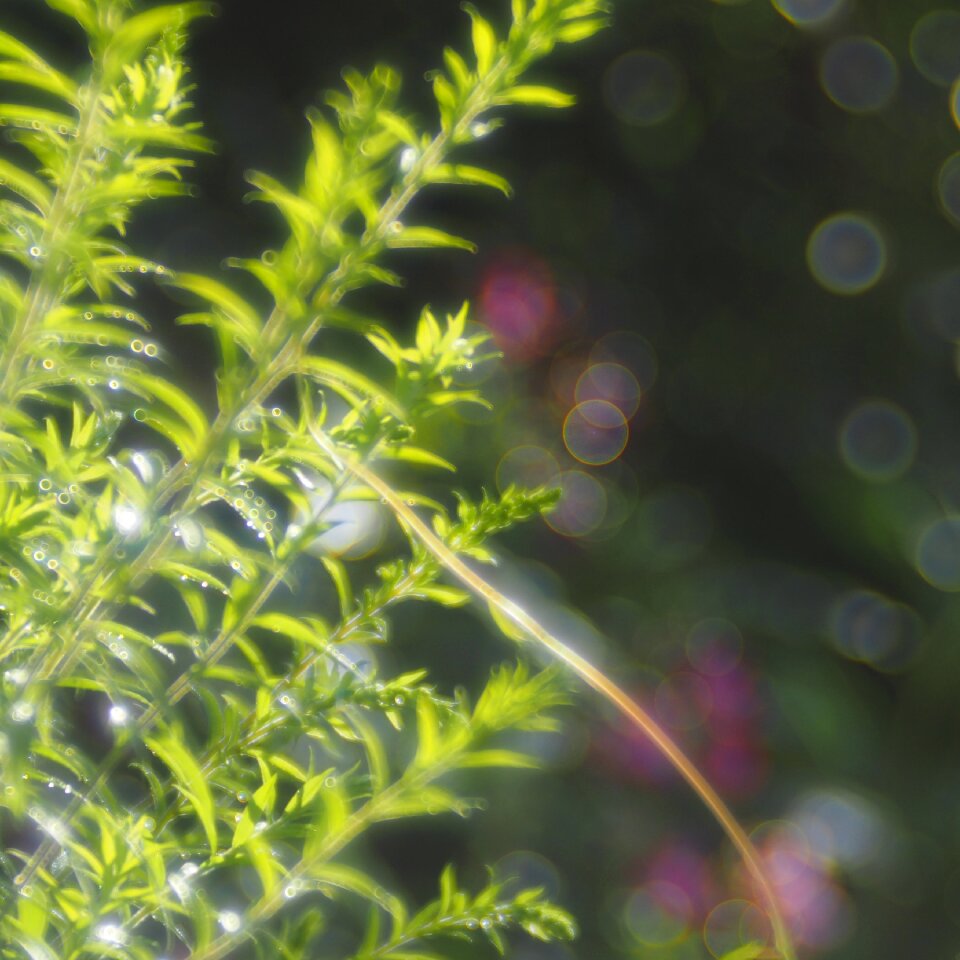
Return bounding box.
[478,250,560,360]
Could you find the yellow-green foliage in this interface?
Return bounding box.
[0,1,610,957]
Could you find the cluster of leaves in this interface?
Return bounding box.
[0,0,610,957]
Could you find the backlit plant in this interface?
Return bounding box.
[0,3,795,959]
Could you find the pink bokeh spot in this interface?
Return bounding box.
[703,737,768,798]
[478,250,559,360]
[644,840,718,920]
[740,825,856,952]
[590,652,769,796]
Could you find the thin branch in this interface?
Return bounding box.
[308,422,798,960]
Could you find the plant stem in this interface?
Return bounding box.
[0,78,103,401]
[183,730,476,960]
[309,424,799,960]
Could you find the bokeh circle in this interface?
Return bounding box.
[544,471,608,538]
[819,36,898,113]
[772,0,845,28]
[937,153,960,227]
[909,10,960,86]
[563,400,629,466]
[806,213,886,295]
[838,399,917,482]
[604,51,686,127]
[916,518,960,591]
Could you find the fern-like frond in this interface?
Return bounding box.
[2,6,776,960]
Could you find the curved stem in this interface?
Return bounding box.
[308,423,797,960]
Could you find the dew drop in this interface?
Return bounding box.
[94,923,127,946]
[10,700,34,723]
[399,146,417,172]
[114,503,143,537]
[108,704,129,726]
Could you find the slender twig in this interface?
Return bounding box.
[308,423,798,960]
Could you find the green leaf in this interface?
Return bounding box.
[16,885,48,939]
[413,694,442,768]
[102,3,216,80]
[102,118,215,153]
[42,0,96,34]
[556,17,610,43]
[0,157,53,213]
[495,85,577,108]
[443,47,473,93]
[245,169,319,250]
[386,225,477,252]
[321,556,353,618]
[0,61,78,104]
[126,371,209,459]
[457,749,540,768]
[0,103,75,133]
[377,109,419,146]
[305,111,343,205]
[145,732,219,854]
[164,272,262,344]
[11,935,57,960]
[424,163,512,196]
[379,445,456,472]
[299,355,406,419]
[414,584,471,607]
[310,864,406,925]
[251,612,331,652]
[0,31,53,66]
[463,3,498,75]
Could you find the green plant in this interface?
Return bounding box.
[0,3,794,959]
